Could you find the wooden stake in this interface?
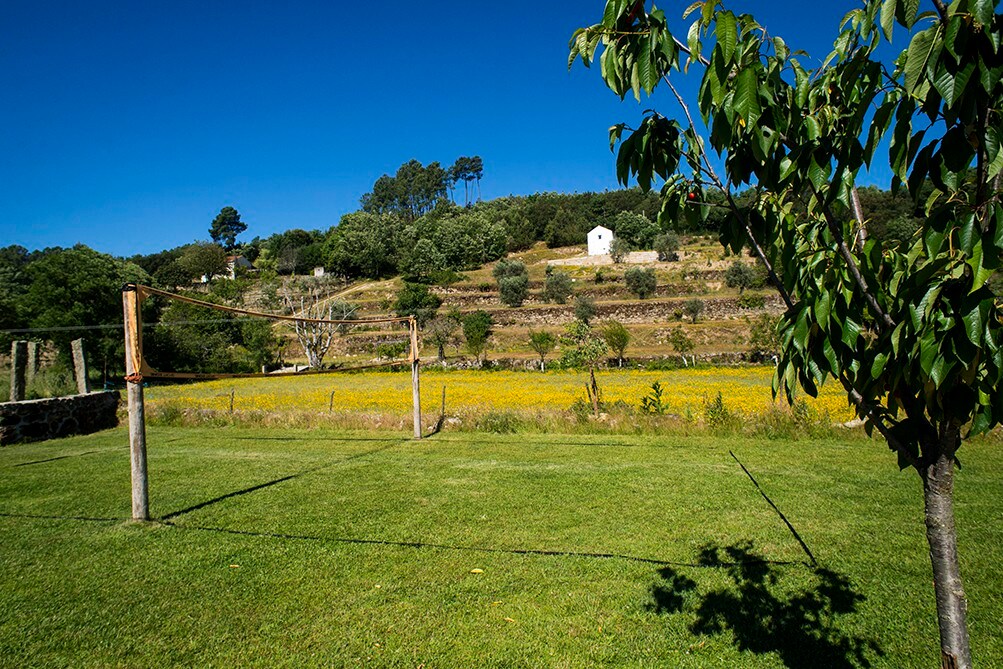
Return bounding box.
[122,284,149,521]
[410,317,421,439]
[9,340,27,402]
[71,338,90,395]
[26,341,39,385]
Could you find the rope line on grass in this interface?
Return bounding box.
[729,450,818,566]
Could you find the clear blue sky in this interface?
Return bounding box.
[1,2,890,257]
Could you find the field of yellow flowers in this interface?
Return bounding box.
[145,366,856,427]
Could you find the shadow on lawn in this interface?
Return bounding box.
[160,440,403,520]
[647,541,882,669]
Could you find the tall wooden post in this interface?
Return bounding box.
[122,284,149,521]
[26,341,40,385]
[71,338,89,395]
[410,317,421,439]
[9,340,27,402]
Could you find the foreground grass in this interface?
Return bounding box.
[0,426,1000,667]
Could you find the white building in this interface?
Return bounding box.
[587,225,613,256]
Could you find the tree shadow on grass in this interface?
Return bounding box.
[647,541,882,669]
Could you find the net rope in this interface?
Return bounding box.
[130,284,420,381]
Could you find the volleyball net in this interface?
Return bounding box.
[122,283,420,382]
[121,282,426,519]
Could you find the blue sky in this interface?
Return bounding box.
[1,2,891,257]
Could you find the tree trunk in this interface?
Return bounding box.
[921,427,972,669]
[588,366,600,417]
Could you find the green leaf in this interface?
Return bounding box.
[972,0,994,26]
[804,115,821,141]
[822,337,840,376]
[872,351,889,379]
[733,68,761,126]
[880,0,896,41]
[638,42,655,94]
[929,355,949,388]
[919,329,938,376]
[716,11,737,63]
[962,302,984,345]
[891,321,906,357]
[897,0,921,28]
[841,316,862,347]
[904,26,938,94]
[815,289,833,326]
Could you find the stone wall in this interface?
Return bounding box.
[0,391,120,445]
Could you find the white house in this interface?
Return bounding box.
[587,225,613,256]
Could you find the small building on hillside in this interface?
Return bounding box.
[587,225,613,256]
[225,255,254,279]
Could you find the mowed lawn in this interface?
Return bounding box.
[0,427,1000,668]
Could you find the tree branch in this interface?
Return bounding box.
[663,75,796,312]
[931,0,950,24]
[809,183,897,334]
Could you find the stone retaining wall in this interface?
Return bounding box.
[0,391,120,445]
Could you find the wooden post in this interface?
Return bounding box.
[122,284,149,521]
[26,341,40,385]
[71,338,89,395]
[410,317,421,440]
[9,340,27,402]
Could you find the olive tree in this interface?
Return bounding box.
[571,1,1003,664]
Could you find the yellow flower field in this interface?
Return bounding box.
[145,366,856,423]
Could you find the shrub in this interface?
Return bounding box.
[600,320,631,367]
[725,260,759,294]
[499,275,529,307]
[544,269,573,304]
[494,259,529,307]
[683,298,704,323]
[737,293,766,309]
[704,392,738,430]
[393,282,442,326]
[624,267,656,299]
[574,296,597,324]
[640,381,668,415]
[653,232,681,261]
[748,313,781,362]
[609,238,632,263]
[462,310,494,364]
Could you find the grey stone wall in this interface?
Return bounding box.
[0,391,120,445]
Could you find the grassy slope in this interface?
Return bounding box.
[0,427,1000,667]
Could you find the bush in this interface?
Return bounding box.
[544,269,573,304]
[704,392,739,430]
[574,296,597,324]
[640,381,668,414]
[624,267,656,299]
[683,298,704,323]
[737,293,766,309]
[499,275,529,307]
[653,232,681,261]
[393,282,442,326]
[609,238,632,263]
[725,260,759,294]
[494,259,529,307]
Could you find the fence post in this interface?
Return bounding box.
[9,341,27,402]
[26,341,40,385]
[71,338,90,395]
[410,317,421,440]
[122,284,149,521]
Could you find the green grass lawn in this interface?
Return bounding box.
[0,426,1000,667]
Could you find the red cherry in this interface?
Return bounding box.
[687,192,696,200]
